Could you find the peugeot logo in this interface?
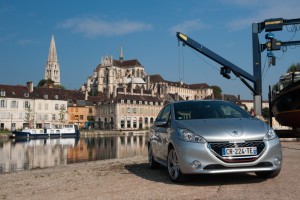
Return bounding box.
[230,130,242,137]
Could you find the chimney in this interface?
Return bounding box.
[85,90,88,101]
[27,81,33,93]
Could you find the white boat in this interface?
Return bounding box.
[12,124,80,139]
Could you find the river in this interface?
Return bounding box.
[0,133,148,174]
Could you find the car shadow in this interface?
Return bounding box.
[124,162,267,186]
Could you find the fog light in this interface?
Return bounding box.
[191,160,201,169]
[274,157,281,166]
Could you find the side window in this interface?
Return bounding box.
[156,105,171,123]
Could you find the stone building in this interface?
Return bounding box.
[88,88,163,130]
[149,74,213,100]
[80,48,215,130]
[82,47,148,98]
[0,82,84,131]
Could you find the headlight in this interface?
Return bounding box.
[178,128,206,143]
[264,128,278,141]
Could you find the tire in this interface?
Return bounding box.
[148,144,160,169]
[167,148,186,183]
[255,168,281,179]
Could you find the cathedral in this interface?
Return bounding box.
[82,46,149,97]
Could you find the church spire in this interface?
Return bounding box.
[48,34,58,62]
[119,45,123,62]
[44,34,60,85]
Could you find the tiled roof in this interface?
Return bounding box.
[113,59,143,68]
[189,83,210,89]
[114,93,162,102]
[0,84,84,100]
[149,74,165,83]
[149,74,211,90]
[89,92,162,103]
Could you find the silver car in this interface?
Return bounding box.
[148,100,282,182]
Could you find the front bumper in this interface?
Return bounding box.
[174,138,282,174]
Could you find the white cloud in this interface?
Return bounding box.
[58,16,153,37]
[170,19,210,35]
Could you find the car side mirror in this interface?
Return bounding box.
[154,119,167,127]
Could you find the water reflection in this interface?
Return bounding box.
[0,133,148,174]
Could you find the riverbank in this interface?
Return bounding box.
[1,142,300,200]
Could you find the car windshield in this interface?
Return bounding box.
[174,101,251,120]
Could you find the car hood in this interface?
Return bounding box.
[174,117,269,142]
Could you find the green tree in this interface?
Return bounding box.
[24,104,34,128]
[211,85,222,99]
[287,63,300,73]
[262,107,270,119]
[59,105,66,124]
[37,79,65,89]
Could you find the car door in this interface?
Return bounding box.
[155,105,171,161]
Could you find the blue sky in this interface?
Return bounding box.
[1,0,300,100]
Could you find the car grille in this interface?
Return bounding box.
[208,140,266,163]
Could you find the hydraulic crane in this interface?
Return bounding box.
[177,17,300,116]
[176,32,258,102]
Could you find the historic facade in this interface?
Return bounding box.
[89,90,163,130]
[80,48,216,130]
[0,82,84,131]
[44,35,61,85]
[148,74,213,100]
[82,47,148,98]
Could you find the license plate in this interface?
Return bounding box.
[222,147,257,156]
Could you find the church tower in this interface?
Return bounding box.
[44,35,60,85]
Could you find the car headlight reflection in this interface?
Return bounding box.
[264,128,278,141]
[178,128,206,143]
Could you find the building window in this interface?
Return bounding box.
[127,100,130,104]
[127,117,131,128]
[24,101,30,108]
[121,100,124,104]
[0,90,5,96]
[38,103,42,110]
[133,100,136,104]
[11,101,18,108]
[24,92,29,97]
[127,107,131,114]
[0,100,6,108]
[139,101,142,104]
[120,118,125,128]
[133,118,137,128]
[44,114,48,120]
[55,104,59,110]
[133,108,136,114]
[52,114,56,120]
[38,114,42,121]
[140,108,143,114]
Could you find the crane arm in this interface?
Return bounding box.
[177,32,258,94]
